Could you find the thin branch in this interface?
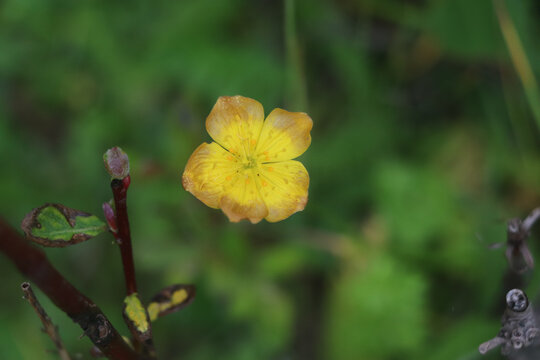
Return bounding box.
[480,289,540,357]
[506,215,535,274]
[111,177,137,296]
[21,282,72,360]
[522,208,540,233]
[110,177,156,358]
[0,218,142,360]
[479,336,506,355]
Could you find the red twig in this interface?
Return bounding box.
[111,177,138,295]
[110,177,156,357]
[0,218,142,360]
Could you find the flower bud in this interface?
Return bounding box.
[104,147,130,180]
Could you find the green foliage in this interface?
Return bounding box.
[22,204,106,246]
[423,0,503,59]
[424,317,497,360]
[327,252,426,359]
[1,0,540,359]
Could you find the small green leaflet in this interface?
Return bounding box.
[21,203,106,247]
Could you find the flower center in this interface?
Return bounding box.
[242,156,259,170]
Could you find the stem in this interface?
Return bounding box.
[493,0,540,131]
[478,336,506,354]
[110,177,156,358]
[111,177,137,295]
[523,207,540,232]
[284,0,308,111]
[0,218,141,360]
[21,282,72,360]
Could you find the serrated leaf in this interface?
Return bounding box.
[147,284,196,321]
[21,203,106,247]
[123,293,151,341]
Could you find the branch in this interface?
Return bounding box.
[0,218,142,360]
[21,282,72,360]
[522,208,540,233]
[111,177,137,296]
[110,177,156,357]
[103,146,155,357]
[480,289,540,358]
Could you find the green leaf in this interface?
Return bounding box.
[326,253,427,359]
[21,203,106,247]
[147,284,196,321]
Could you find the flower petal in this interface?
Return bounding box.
[206,96,265,157]
[220,170,268,224]
[258,160,309,222]
[182,142,239,209]
[256,109,312,162]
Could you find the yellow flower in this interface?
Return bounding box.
[182,96,313,223]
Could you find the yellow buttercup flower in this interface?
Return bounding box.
[182,96,312,223]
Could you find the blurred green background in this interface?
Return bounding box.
[2,0,540,359]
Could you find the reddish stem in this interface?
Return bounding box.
[0,218,142,360]
[110,176,156,358]
[111,176,138,296]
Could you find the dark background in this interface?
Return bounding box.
[1,0,540,359]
